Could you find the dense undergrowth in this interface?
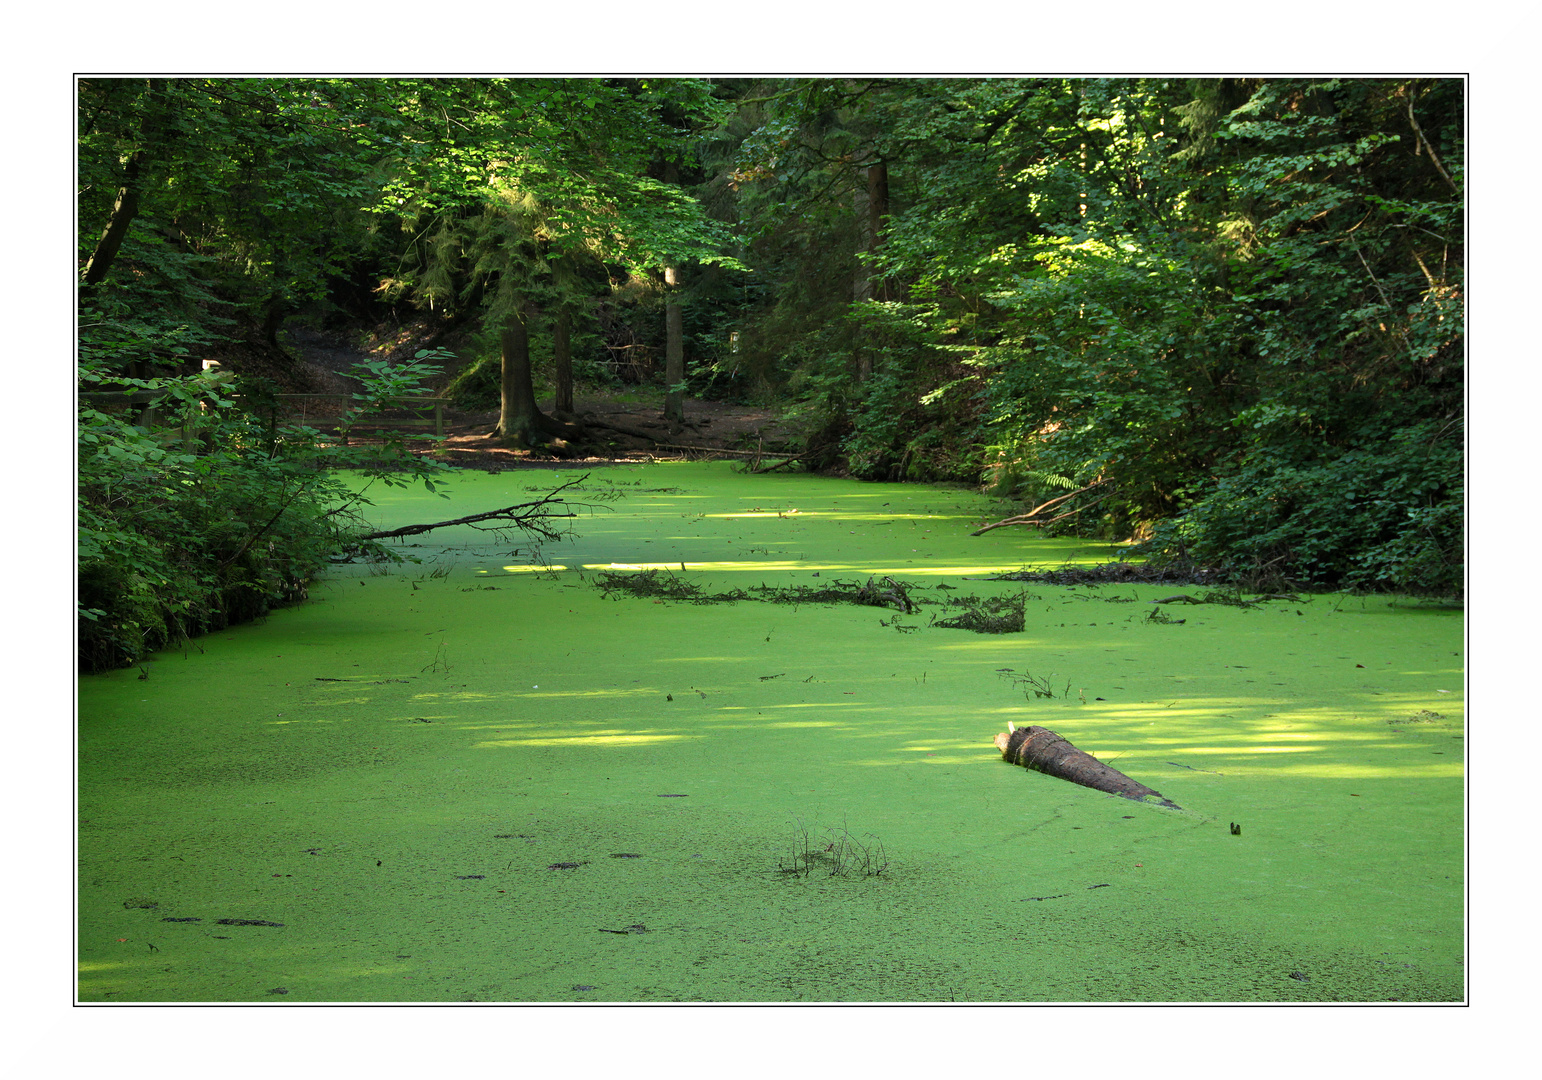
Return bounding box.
[77,351,453,673]
[706,78,1464,597]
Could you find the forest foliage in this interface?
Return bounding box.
[77,77,1463,669]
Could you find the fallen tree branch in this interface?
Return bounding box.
[357,473,591,544]
[747,447,816,473]
[856,575,916,614]
[584,417,666,442]
[654,443,798,459]
[972,479,1108,535]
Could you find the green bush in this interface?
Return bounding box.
[1139,419,1462,596]
[78,352,453,672]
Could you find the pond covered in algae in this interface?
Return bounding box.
[78,462,1464,1002]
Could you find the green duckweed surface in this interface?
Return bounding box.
[78,462,1464,1002]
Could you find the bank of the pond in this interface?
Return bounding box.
[78,462,1464,1002]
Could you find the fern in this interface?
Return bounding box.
[1022,470,1077,490]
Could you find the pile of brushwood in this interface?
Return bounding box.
[932,595,1026,633]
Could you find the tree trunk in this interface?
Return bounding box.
[663,265,685,432]
[866,161,890,302]
[851,160,890,382]
[82,151,148,288]
[261,293,292,355]
[553,305,575,419]
[82,79,166,290]
[993,725,1181,809]
[853,169,873,306]
[659,155,687,433]
[494,307,543,448]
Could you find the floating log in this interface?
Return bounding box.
[993,724,1180,809]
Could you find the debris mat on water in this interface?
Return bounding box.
[985,561,1229,587]
[932,594,1026,634]
[595,570,1019,632]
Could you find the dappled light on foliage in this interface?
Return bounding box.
[79,78,1462,676]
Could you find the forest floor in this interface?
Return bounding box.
[289,327,804,471]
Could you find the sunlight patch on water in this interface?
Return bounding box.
[473,732,698,748]
[706,510,960,521]
[1221,763,1463,779]
[1154,744,1322,755]
[562,560,1032,575]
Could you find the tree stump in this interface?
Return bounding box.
[993,725,1180,810]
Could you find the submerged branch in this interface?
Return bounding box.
[356,473,592,543]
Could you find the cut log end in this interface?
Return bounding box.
[995,725,1181,811]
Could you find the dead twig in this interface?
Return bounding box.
[972,479,1109,535]
[357,473,591,544]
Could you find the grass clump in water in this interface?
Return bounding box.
[778,817,889,879]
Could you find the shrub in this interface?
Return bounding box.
[78,351,453,672]
[1139,419,1462,596]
